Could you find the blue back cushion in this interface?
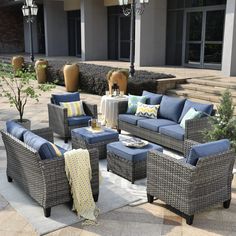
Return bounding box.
[159,96,186,122]
[179,100,213,122]
[187,139,230,166]
[142,90,162,105]
[52,92,80,105]
[6,120,27,141]
[24,131,57,160]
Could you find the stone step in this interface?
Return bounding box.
[187,78,236,89]
[167,89,236,105]
[177,84,236,97]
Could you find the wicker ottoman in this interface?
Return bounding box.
[71,127,119,159]
[107,141,163,184]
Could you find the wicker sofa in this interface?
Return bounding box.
[1,126,99,217]
[147,139,235,225]
[48,92,98,143]
[117,91,214,153]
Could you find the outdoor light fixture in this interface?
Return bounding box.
[119,0,150,77]
[21,0,38,62]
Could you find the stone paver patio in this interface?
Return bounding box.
[0,84,236,236]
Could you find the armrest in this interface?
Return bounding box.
[48,103,68,125]
[31,127,54,143]
[185,116,212,143]
[147,150,196,186]
[117,100,128,114]
[184,139,199,158]
[82,101,98,118]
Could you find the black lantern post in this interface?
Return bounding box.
[119,0,149,78]
[22,0,38,62]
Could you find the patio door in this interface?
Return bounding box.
[118,16,131,61]
[183,7,225,69]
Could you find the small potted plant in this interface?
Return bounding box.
[106,69,129,95]
[0,63,55,129]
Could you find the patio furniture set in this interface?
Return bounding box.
[1,91,235,225]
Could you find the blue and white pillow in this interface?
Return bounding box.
[126,95,147,114]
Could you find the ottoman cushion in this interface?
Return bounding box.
[72,127,119,144]
[107,141,163,161]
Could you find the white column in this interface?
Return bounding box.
[43,0,68,56]
[80,0,108,61]
[222,0,236,76]
[135,0,167,66]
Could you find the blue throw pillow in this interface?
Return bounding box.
[24,131,58,160]
[179,100,213,122]
[180,107,202,129]
[187,139,230,166]
[126,95,147,114]
[159,96,186,122]
[6,120,28,141]
[142,91,162,105]
[52,92,80,105]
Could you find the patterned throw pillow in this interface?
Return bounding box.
[49,142,63,158]
[180,107,202,129]
[60,101,85,117]
[135,102,160,118]
[126,95,147,114]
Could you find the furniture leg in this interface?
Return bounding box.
[44,207,51,217]
[93,194,99,202]
[223,199,231,209]
[147,193,154,203]
[7,175,12,182]
[64,137,69,143]
[186,215,194,225]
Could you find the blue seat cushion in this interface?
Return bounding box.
[159,124,185,141]
[71,127,119,144]
[52,92,80,105]
[6,120,28,141]
[138,118,177,132]
[67,115,92,126]
[142,90,162,105]
[24,131,58,160]
[187,139,230,166]
[107,141,163,161]
[179,100,213,122]
[119,114,148,125]
[159,96,186,123]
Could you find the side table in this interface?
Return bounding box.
[100,95,128,128]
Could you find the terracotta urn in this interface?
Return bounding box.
[11,56,24,71]
[108,70,128,95]
[63,64,79,92]
[35,59,48,84]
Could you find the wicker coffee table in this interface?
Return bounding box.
[71,127,119,159]
[107,141,163,184]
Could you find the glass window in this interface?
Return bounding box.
[204,44,223,64]
[185,0,226,7]
[186,12,203,41]
[168,0,184,9]
[166,10,184,65]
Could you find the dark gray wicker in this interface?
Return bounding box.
[147,140,235,225]
[107,151,146,184]
[1,128,99,217]
[48,101,97,143]
[72,131,118,160]
[117,100,212,153]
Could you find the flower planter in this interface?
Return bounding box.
[35,59,48,84]
[108,70,128,95]
[11,56,24,71]
[13,119,31,130]
[63,64,79,92]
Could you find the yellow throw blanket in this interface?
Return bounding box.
[64,149,99,223]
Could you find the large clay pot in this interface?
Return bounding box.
[108,71,128,95]
[35,59,48,84]
[63,64,79,92]
[12,56,24,71]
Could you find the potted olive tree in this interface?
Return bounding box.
[0,63,55,129]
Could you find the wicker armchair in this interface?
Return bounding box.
[147,140,235,225]
[48,99,97,143]
[1,127,99,217]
